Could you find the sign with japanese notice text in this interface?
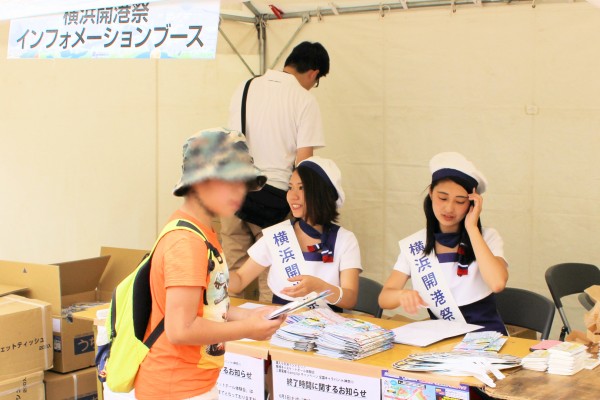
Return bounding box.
[217,352,265,400]
[272,360,380,399]
[7,0,220,59]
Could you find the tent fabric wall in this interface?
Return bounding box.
[1,3,599,337]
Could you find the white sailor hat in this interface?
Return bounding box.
[297,156,345,208]
[429,152,488,194]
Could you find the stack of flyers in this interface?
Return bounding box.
[453,331,506,352]
[584,357,600,370]
[270,316,327,351]
[285,307,347,325]
[547,342,588,376]
[392,351,521,388]
[521,350,550,372]
[270,307,347,351]
[314,318,395,360]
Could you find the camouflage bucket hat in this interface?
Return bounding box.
[173,127,267,197]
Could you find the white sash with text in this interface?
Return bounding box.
[401,237,466,323]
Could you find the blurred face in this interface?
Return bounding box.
[287,170,306,220]
[192,179,247,217]
[430,180,471,233]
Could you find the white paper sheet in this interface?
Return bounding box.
[392,319,482,347]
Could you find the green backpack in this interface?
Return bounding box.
[96,219,221,393]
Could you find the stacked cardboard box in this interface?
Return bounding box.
[0,247,148,399]
[0,295,53,378]
[1,247,147,372]
[0,371,45,400]
[584,285,600,343]
[1,256,111,373]
[0,294,53,399]
[45,367,99,400]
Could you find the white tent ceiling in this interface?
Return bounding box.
[223,0,593,19]
[1,0,583,22]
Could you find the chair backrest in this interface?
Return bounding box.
[545,263,600,339]
[353,276,384,318]
[495,287,555,340]
[545,263,600,308]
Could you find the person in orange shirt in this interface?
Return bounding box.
[134,128,285,400]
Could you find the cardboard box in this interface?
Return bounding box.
[0,248,147,373]
[97,247,148,302]
[44,367,98,400]
[0,295,52,380]
[584,285,600,343]
[0,371,45,400]
[52,256,110,373]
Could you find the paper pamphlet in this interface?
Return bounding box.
[393,352,521,388]
[529,339,562,351]
[266,290,331,320]
[391,319,482,347]
[454,331,507,352]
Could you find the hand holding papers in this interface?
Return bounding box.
[266,290,331,320]
[392,319,482,347]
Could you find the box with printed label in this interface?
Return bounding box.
[0,370,45,400]
[0,295,52,380]
[45,367,98,400]
[0,247,148,373]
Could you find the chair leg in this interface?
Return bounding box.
[559,326,568,341]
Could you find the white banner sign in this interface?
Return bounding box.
[272,360,380,399]
[217,352,265,400]
[7,1,220,59]
[0,0,165,21]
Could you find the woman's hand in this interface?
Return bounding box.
[396,289,428,315]
[465,188,483,231]
[280,275,325,298]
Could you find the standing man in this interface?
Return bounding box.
[222,41,329,302]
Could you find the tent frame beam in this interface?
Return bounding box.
[220,2,312,76]
[218,0,515,75]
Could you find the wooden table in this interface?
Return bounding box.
[74,298,598,400]
[228,304,537,389]
[484,367,600,400]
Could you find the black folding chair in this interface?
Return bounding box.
[495,287,555,340]
[545,263,600,340]
[352,276,384,318]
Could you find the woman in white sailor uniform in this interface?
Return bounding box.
[379,152,508,334]
[228,156,362,311]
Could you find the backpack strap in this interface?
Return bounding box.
[144,219,219,346]
[110,219,218,346]
[241,77,255,135]
[175,219,222,263]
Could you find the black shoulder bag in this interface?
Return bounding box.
[235,78,291,228]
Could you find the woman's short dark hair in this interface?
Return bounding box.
[423,176,482,263]
[296,165,339,226]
